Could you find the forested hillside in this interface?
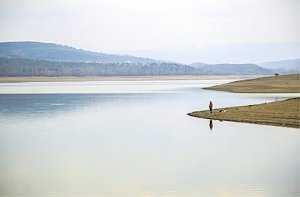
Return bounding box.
[0,57,200,76]
[0,41,280,76]
[0,42,160,63]
[190,63,271,75]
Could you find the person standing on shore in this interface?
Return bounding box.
[209,101,213,113]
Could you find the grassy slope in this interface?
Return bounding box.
[205,74,300,93]
[188,98,300,128]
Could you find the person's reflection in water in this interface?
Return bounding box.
[209,119,213,131]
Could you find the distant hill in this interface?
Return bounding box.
[0,41,160,63]
[190,63,271,75]
[257,59,300,74]
[0,41,276,76]
[0,57,201,76]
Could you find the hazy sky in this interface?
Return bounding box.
[0,0,299,63]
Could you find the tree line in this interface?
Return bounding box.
[0,57,202,76]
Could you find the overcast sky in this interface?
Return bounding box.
[0,0,299,63]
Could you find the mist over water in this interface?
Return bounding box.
[0,80,299,196]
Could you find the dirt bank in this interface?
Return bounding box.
[204,74,300,93]
[188,98,300,128]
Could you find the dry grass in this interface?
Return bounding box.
[188,98,300,128]
[205,74,300,93]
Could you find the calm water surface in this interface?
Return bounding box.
[0,80,299,197]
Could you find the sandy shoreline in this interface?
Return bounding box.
[0,75,252,83]
[189,74,300,128]
[188,98,300,129]
[205,74,300,93]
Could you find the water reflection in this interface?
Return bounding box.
[209,119,213,131]
[0,81,299,197]
[0,93,173,119]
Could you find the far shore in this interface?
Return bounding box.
[0,75,252,83]
[205,74,300,93]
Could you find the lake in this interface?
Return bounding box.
[0,80,299,197]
